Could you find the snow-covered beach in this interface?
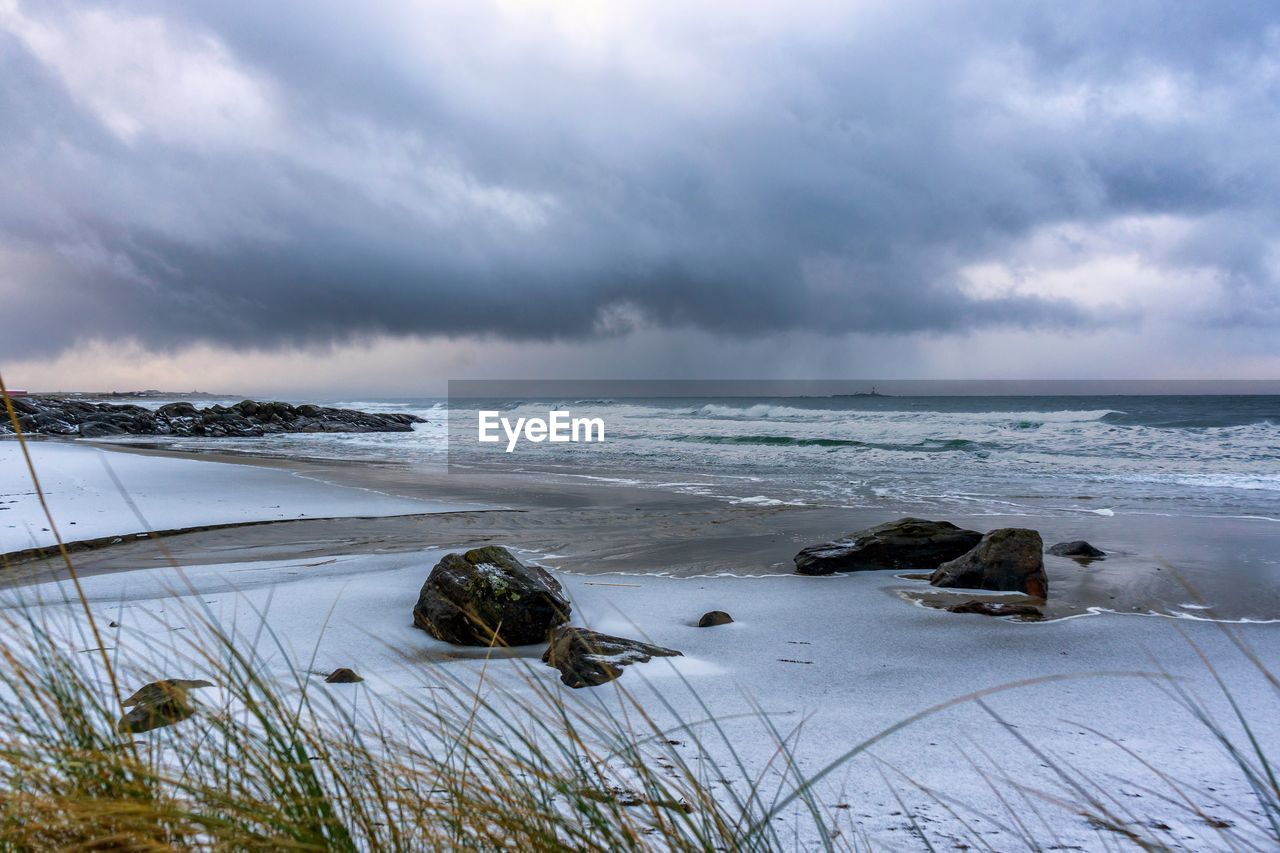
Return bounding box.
[3,437,1278,848]
[0,439,481,555]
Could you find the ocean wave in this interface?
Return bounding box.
[142,394,1280,522]
[693,403,828,419]
[674,434,866,448]
[690,402,1124,424]
[669,434,984,453]
[1102,410,1280,428]
[1175,473,1280,491]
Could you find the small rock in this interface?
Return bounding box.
[324,667,364,683]
[1048,540,1107,560]
[794,517,983,575]
[946,600,1043,619]
[116,678,214,733]
[542,626,682,688]
[697,610,734,627]
[930,528,1048,597]
[412,546,571,646]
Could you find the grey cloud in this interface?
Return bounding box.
[1,0,1278,359]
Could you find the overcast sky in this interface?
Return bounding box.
[2,0,1278,393]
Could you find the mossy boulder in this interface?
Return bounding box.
[412,546,571,646]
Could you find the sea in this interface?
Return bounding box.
[96,395,1280,524]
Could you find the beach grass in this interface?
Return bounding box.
[0,588,1276,851]
[0,589,845,850]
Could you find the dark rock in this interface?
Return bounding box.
[697,610,734,627]
[79,419,130,437]
[794,517,984,575]
[324,667,364,683]
[946,600,1043,619]
[116,678,214,733]
[412,546,571,646]
[930,528,1048,598]
[19,412,78,434]
[542,626,682,688]
[157,401,199,418]
[0,397,423,438]
[1048,540,1107,560]
[7,397,39,415]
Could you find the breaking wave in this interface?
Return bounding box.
[669,434,984,453]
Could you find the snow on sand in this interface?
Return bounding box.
[1,440,481,554]
[5,547,1278,848]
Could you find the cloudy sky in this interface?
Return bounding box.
[2,0,1278,394]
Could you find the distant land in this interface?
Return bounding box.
[27,390,233,400]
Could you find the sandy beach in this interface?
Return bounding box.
[3,436,1278,848]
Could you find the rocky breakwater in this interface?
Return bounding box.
[1,397,423,438]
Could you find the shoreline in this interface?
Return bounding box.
[5,436,1279,624]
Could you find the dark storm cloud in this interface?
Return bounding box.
[1,0,1278,358]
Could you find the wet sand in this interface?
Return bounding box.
[9,441,1279,623]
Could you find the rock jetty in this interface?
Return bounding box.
[1,397,423,437]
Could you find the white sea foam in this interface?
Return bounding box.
[728,495,802,506]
